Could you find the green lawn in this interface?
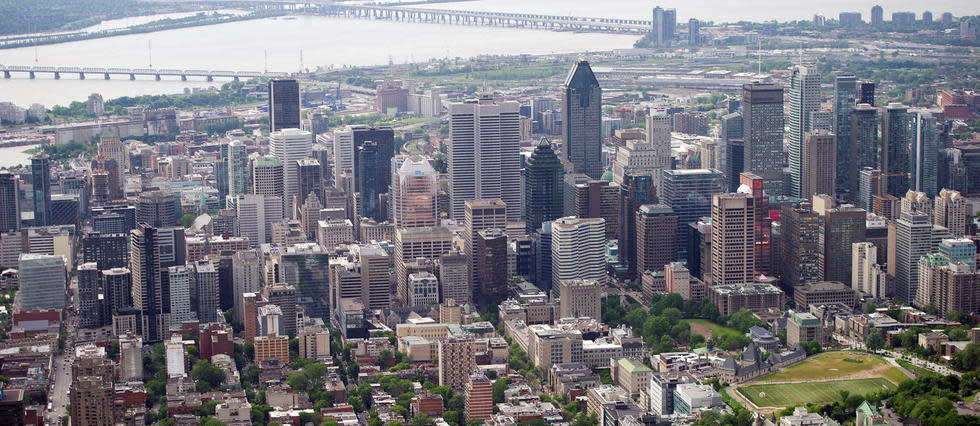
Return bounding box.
[680,319,742,339]
[738,378,898,408]
[758,352,888,382]
[897,359,938,378]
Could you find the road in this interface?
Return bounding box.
[47,276,80,425]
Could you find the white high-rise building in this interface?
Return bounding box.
[270,128,313,213]
[787,64,822,198]
[227,140,250,198]
[251,156,285,213]
[551,217,607,286]
[393,156,438,228]
[332,128,354,192]
[168,266,192,326]
[18,253,67,311]
[640,111,673,196]
[448,97,522,221]
[851,242,885,297]
[194,259,220,323]
[232,250,261,323]
[236,194,284,247]
[894,212,951,303]
[934,188,967,238]
[710,192,755,286]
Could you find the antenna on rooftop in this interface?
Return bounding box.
[264,50,268,74]
[148,40,153,68]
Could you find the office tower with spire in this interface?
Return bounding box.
[227,140,251,199]
[523,139,565,233]
[552,217,607,287]
[0,171,18,233]
[393,157,439,228]
[269,79,301,132]
[270,128,313,214]
[882,103,913,196]
[833,74,857,192]
[911,110,938,197]
[787,64,821,198]
[710,193,755,286]
[448,97,522,221]
[742,84,785,195]
[31,154,51,226]
[801,130,837,200]
[562,61,602,179]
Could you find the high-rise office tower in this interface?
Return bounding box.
[448,97,521,221]
[296,158,323,210]
[552,216,607,287]
[939,238,976,270]
[934,189,967,238]
[232,250,261,323]
[356,141,384,221]
[270,128,313,214]
[214,158,229,207]
[393,156,439,228]
[562,61,603,179]
[0,171,19,233]
[227,140,251,199]
[688,18,701,45]
[18,253,67,311]
[780,203,823,290]
[833,74,857,193]
[871,5,884,25]
[523,139,565,233]
[269,79,301,132]
[136,191,178,228]
[77,263,105,329]
[801,130,837,200]
[31,154,51,227]
[900,190,933,219]
[858,82,876,105]
[651,6,677,47]
[279,243,330,319]
[881,103,913,196]
[893,212,950,303]
[475,228,508,303]
[130,225,185,342]
[739,173,772,275]
[394,227,455,303]
[252,156,285,212]
[852,242,884,296]
[70,345,115,426]
[236,194,284,247]
[194,259,219,323]
[167,265,192,326]
[262,283,297,336]
[350,126,394,195]
[636,204,677,274]
[742,84,785,195]
[331,128,354,192]
[558,278,601,320]
[464,199,507,293]
[822,204,867,285]
[916,254,977,317]
[911,110,938,197]
[618,173,657,278]
[847,104,879,198]
[566,176,620,240]
[710,193,755,286]
[662,169,726,260]
[102,268,132,315]
[787,64,821,198]
[645,111,673,195]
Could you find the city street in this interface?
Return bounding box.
[47,276,80,425]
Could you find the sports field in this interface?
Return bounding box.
[758,352,888,382]
[680,319,742,339]
[738,378,897,407]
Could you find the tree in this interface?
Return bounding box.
[442,410,461,426]
[865,329,885,351]
[492,378,511,403]
[191,360,226,392]
[180,214,197,228]
[198,417,224,426]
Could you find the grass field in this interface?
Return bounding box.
[680,319,742,339]
[897,359,938,377]
[758,352,888,382]
[738,378,897,408]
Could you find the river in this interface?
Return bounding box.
[0,144,40,169]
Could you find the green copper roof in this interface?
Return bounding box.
[600,165,614,182]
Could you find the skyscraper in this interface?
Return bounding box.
[833,74,858,192]
[916,254,977,317]
[551,217,607,287]
[296,158,323,209]
[236,194,284,246]
[393,156,439,228]
[822,205,867,284]
[742,84,785,195]
[934,189,967,238]
[911,110,938,197]
[31,154,51,227]
[688,18,701,45]
[252,155,285,209]
[801,130,837,200]
[881,103,913,196]
[475,228,508,303]
[18,253,67,311]
[847,104,879,198]
[448,97,522,221]
[780,203,823,290]
[523,139,565,233]
[269,79,301,132]
[136,191,178,228]
[562,61,603,179]
[351,126,395,195]
[130,225,185,342]
[618,172,657,277]
[787,65,821,198]
[357,141,384,221]
[227,140,251,199]
[893,212,950,303]
[661,169,726,260]
[651,6,676,47]
[194,259,220,323]
[636,204,677,274]
[739,172,773,275]
[710,193,755,286]
[270,128,313,214]
[168,265,192,326]
[464,199,507,293]
[871,5,884,25]
[0,171,19,233]
[70,345,115,426]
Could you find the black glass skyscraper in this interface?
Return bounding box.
[562,61,602,179]
[269,79,301,132]
[351,126,394,195]
[31,154,51,227]
[0,171,18,233]
[523,139,565,233]
[357,141,383,221]
[834,74,858,195]
[618,173,657,279]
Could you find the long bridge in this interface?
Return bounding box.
[191,0,654,34]
[0,65,290,81]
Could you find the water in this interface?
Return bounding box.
[0,144,40,169]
